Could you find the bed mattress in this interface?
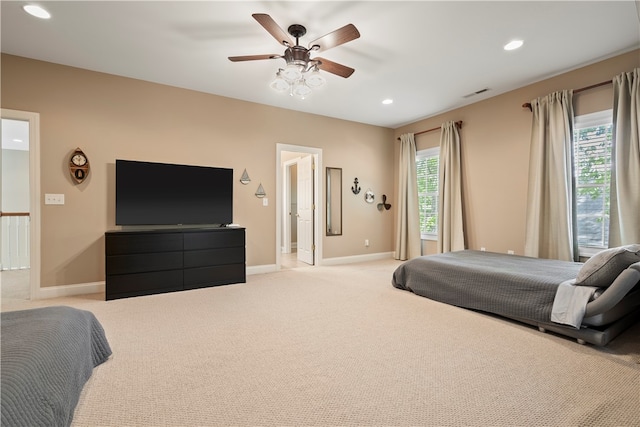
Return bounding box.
[392,250,583,323]
[1,306,112,427]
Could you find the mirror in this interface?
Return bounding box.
[326,167,342,236]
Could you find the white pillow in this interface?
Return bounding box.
[575,244,640,287]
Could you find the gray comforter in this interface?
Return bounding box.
[392,250,583,323]
[1,306,112,427]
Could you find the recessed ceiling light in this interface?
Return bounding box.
[382,99,393,105]
[504,40,523,51]
[23,5,51,19]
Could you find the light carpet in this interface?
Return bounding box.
[2,259,639,426]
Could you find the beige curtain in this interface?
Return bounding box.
[437,121,465,253]
[524,90,578,261]
[609,68,640,246]
[395,133,421,260]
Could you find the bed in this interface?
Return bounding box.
[392,246,640,346]
[1,306,112,427]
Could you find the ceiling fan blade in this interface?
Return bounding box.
[309,24,360,52]
[252,13,294,47]
[315,57,355,78]
[228,54,281,62]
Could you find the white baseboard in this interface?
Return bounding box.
[36,281,105,299]
[34,268,276,299]
[34,254,393,299]
[321,252,394,266]
[247,264,277,275]
[249,252,394,274]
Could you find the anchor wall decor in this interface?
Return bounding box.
[351,177,361,194]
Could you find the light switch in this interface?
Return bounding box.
[262,197,268,206]
[45,193,65,205]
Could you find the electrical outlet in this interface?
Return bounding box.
[365,239,369,247]
[480,247,486,251]
[508,250,515,255]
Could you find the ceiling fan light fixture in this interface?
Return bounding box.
[231,15,360,101]
[305,68,326,88]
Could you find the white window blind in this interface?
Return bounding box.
[573,110,613,250]
[416,147,439,240]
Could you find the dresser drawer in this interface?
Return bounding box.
[106,270,183,300]
[183,229,245,250]
[183,247,245,268]
[183,264,246,289]
[106,251,183,275]
[106,232,183,255]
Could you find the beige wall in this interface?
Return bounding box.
[1,54,395,288]
[2,50,637,289]
[394,49,639,257]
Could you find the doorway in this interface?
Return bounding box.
[276,144,322,270]
[1,109,41,301]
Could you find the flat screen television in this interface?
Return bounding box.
[115,159,233,226]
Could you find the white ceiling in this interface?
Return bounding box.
[1,1,639,129]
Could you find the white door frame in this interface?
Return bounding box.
[1,108,41,300]
[276,143,322,269]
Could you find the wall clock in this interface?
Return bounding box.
[69,147,90,184]
[364,189,375,204]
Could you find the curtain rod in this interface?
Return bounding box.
[522,80,611,111]
[396,120,463,141]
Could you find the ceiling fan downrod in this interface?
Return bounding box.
[284,24,318,71]
[287,24,306,46]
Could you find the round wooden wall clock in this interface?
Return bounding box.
[69,148,90,184]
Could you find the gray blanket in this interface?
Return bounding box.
[392,250,583,322]
[1,306,112,427]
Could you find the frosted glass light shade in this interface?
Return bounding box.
[305,69,326,88]
[270,75,290,91]
[282,64,303,81]
[293,81,312,98]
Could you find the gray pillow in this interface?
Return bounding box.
[575,244,640,287]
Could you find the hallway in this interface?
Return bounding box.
[0,269,30,301]
[281,250,310,269]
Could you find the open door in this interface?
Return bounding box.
[1,109,40,301]
[296,155,314,265]
[276,144,322,270]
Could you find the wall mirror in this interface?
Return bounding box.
[326,167,342,236]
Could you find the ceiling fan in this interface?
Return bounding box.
[229,14,360,96]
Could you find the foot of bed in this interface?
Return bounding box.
[538,326,546,333]
[577,338,586,345]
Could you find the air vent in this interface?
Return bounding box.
[462,88,490,99]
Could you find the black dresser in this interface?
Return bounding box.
[105,227,245,300]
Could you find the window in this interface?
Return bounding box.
[416,147,439,240]
[573,110,613,251]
